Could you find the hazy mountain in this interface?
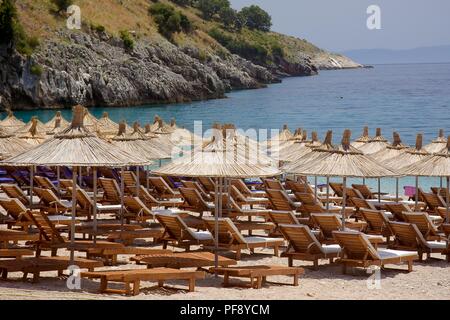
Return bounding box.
[342,45,450,65]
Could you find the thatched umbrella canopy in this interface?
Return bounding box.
[351,126,371,148]
[95,112,120,137]
[168,118,201,146]
[383,134,429,170]
[371,132,409,163]
[141,123,178,156]
[284,130,397,228]
[110,122,171,161]
[282,131,322,163]
[16,118,47,145]
[15,116,47,134]
[45,111,69,131]
[424,129,447,153]
[82,107,100,132]
[358,128,389,154]
[270,124,294,143]
[0,111,25,132]
[0,126,33,157]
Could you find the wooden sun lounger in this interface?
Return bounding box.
[0,248,35,258]
[210,265,304,289]
[149,177,182,199]
[138,186,185,209]
[1,184,40,209]
[33,187,72,215]
[99,178,122,204]
[231,179,266,198]
[266,189,301,212]
[0,198,34,230]
[0,256,103,282]
[359,208,392,242]
[333,230,419,274]
[230,186,269,207]
[402,212,445,240]
[131,251,237,269]
[81,268,205,295]
[106,228,163,244]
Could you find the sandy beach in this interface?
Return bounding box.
[1,243,449,300]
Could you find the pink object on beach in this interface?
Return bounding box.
[404,186,416,197]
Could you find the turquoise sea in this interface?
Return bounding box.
[6,63,450,194]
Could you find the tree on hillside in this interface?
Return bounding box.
[196,0,230,20]
[218,6,238,30]
[0,0,17,45]
[51,0,73,13]
[149,3,192,41]
[240,5,272,32]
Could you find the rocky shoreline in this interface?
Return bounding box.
[0,30,361,111]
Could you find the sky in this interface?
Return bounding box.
[229,0,450,52]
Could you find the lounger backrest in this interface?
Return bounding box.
[352,184,373,199]
[33,187,58,205]
[182,180,209,199]
[0,198,29,220]
[59,179,73,191]
[402,212,438,237]
[124,196,151,217]
[138,186,160,205]
[388,221,425,249]
[285,180,308,193]
[311,213,342,239]
[422,192,445,210]
[278,224,324,255]
[1,184,28,205]
[99,178,122,203]
[333,231,380,261]
[179,187,208,211]
[295,192,317,205]
[266,189,293,211]
[156,214,197,241]
[231,179,252,196]
[329,183,343,197]
[351,197,375,210]
[149,177,175,195]
[197,177,216,192]
[69,187,93,210]
[230,185,246,202]
[268,210,299,226]
[360,208,389,233]
[385,203,410,221]
[203,217,246,245]
[121,171,137,188]
[26,210,65,243]
[264,179,284,191]
[34,176,55,191]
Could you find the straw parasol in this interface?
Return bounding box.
[96,112,132,138]
[401,136,450,218]
[154,124,280,271]
[351,126,371,148]
[168,118,201,146]
[383,134,429,170]
[424,129,447,153]
[0,126,33,157]
[2,105,151,265]
[358,128,389,154]
[371,132,409,163]
[144,122,179,156]
[16,118,47,145]
[270,124,294,143]
[285,129,397,227]
[45,111,69,131]
[282,131,321,163]
[15,116,47,134]
[82,107,100,132]
[0,110,26,132]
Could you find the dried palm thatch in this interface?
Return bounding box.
[383,134,429,170]
[371,132,409,163]
[1,105,151,167]
[168,118,201,146]
[358,128,390,154]
[283,130,335,172]
[0,126,33,157]
[351,126,371,148]
[95,112,120,137]
[269,124,294,143]
[15,116,47,135]
[110,122,171,161]
[0,111,25,132]
[16,118,47,145]
[282,131,321,163]
[285,130,397,178]
[154,125,280,178]
[401,136,450,177]
[82,107,100,132]
[424,129,447,153]
[45,111,69,131]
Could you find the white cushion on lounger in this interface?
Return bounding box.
[321,244,341,254]
[383,211,394,219]
[429,215,443,222]
[377,249,417,259]
[97,204,121,211]
[426,241,447,249]
[244,236,282,244]
[247,197,267,201]
[193,231,213,241]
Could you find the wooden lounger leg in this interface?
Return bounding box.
[288,257,293,267]
[133,280,140,296]
[223,273,230,287]
[32,272,40,283]
[99,277,108,293]
[407,260,413,273]
[158,280,164,287]
[293,273,299,286]
[235,249,241,260]
[1,269,7,280]
[124,282,132,296]
[313,259,319,271]
[273,245,279,257]
[188,277,195,292]
[256,276,263,289]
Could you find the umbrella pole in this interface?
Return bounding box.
[314,176,318,200]
[440,177,443,189]
[29,166,34,207]
[214,177,219,277]
[56,167,61,197]
[446,176,449,224]
[378,178,381,203]
[342,177,347,230]
[146,169,150,190]
[93,167,98,244]
[136,166,140,197]
[415,176,419,211]
[363,178,366,185]
[396,177,399,202]
[120,166,125,233]
[70,166,77,265]
[326,177,330,211]
[79,167,82,187]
